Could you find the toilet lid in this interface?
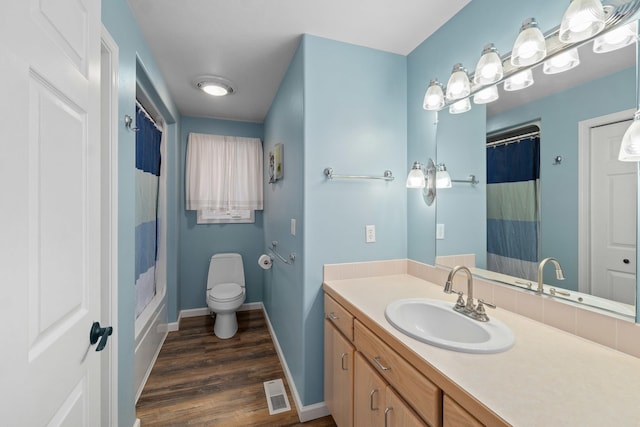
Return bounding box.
[208,282,243,302]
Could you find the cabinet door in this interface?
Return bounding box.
[324,320,354,427]
[443,395,483,427]
[354,353,386,426]
[385,387,428,427]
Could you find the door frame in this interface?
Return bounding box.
[578,108,635,294]
[101,25,119,426]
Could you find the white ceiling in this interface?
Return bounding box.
[127,0,470,123]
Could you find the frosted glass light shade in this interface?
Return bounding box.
[445,64,471,100]
[511,18,547,66]
[406,162,426,188]
[473,85,499,104]
[449,98,471,114]
[559,0,605,43]
[619,113,640,161]
[474,44,504,85]
[503,69,534,91]
[543,48,580,74]
[435,165,452,189]
[423,79,445,110]
[593,22,637,53]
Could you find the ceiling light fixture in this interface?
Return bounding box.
[195,76,236,97]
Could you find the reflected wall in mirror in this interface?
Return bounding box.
[435,21,638,319]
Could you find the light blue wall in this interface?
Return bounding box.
[264,34,407,406]
[487,67,636,288]
[102,1,180,425]
[263,38,306,402]
[178,117,265,310]
[407,0,569,266]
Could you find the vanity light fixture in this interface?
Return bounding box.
[423,79,445,110]
[406,159,437,205]
[473,44,504,85]
[618,111,640,161]
[473,85,499,104]
[445,64,471,100]
[503,69,534,91]
[195,76,236,97]
[435,164,452,189]
[543,48,580,74]
[511,18,547,67]
[406,161,427,188]
[559,0,605,43]
[593,21,638,53]
[450,98,471,114]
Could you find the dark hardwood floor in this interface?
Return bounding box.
[136,310,336,427]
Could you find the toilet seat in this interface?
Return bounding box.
[208,282,243,302]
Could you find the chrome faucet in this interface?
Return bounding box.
[444,265,495,322]
[536,257,565,294]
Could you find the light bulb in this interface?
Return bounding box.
[511,18,546,66]
[559,0,605,43]
[446,64,471,100]
[503,69,534,91]
[543,48,580,74]
[423,79,445,110]
[473,86,499,104]
[449,98,471,114]
[474,44,503,85]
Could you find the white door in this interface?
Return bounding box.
[590,120,637,305]
[0,0,104,425]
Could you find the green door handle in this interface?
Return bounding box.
[90,321,113,352]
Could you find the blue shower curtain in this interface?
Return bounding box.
[486,135,540,281]
[135,103,162,318]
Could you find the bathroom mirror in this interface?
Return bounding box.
[435,20,638,320]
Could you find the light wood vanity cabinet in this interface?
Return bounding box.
[324,293,497,427]
[324,298,355,427]
[354,352,426,427]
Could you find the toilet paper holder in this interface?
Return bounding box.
[268,241,296,265]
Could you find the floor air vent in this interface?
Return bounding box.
[263,379,291,415]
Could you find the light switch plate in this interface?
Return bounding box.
[436,223,445,240]
[291,218,296,236]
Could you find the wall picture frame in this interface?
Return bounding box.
[268,143,283,183]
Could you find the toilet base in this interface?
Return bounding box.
[213,312,238,339]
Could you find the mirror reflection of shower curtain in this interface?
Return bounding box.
[486,135,540,281]
[135,102,162,318]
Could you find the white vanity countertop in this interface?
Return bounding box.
[324,274,640,427]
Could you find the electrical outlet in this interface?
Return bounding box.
[365,225,376,243]
[436,223,445,240]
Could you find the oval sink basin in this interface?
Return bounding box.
[385,298,514,354]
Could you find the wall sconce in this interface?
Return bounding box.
[406,159,436,205]
[559,0,605,43]
[435,163,452,188]
[511,18,547,67]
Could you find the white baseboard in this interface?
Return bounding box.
[133,418,140,427]
[261,305,330,422]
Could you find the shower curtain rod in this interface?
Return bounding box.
[136,99,162,131]
[486,130,540,148]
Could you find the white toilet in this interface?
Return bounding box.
[206,253,246,339]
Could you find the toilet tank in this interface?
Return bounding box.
[207,253,245,287]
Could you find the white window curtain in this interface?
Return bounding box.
[186,133,263,211]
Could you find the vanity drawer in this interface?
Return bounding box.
[355,320,442,427]
[443,395,483,427]
[325,294,354,341]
